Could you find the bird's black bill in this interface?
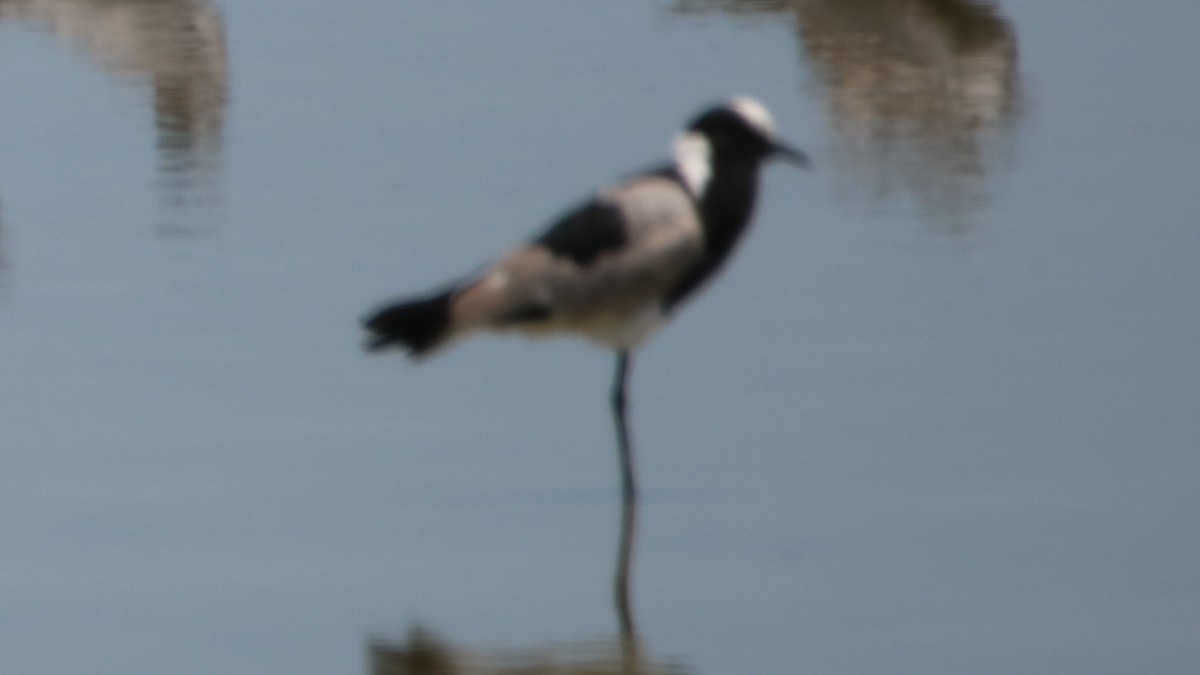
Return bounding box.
[772,141,811,168]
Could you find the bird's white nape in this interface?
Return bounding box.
[728,95,776,140]
[672,131,712,198]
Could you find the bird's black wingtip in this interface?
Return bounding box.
[359,290,454,358]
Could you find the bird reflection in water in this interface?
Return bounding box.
[0,0,228,236]
[674,0,1022,232]
[369,499,686,675]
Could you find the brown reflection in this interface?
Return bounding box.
[673,0,1021,232]
[369,498,686,675]
[0,0,228,236]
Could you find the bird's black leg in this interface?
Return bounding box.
[610,350,639,639]
[611,350,637,503]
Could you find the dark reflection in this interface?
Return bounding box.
[0,0,228,236]
[613,493,638,640]
[369,498,686,675]
[673,0,1021,232]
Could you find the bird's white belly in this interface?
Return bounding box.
[507,302,666,351]
[590,303,667,350]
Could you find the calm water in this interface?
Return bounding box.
[1,1,1198,674]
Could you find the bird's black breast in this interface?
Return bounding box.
[534,199,627,266]
[663,161,761,310]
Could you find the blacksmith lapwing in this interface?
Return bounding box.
[363,96,808,500]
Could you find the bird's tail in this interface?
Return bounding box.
[362,289,455,356]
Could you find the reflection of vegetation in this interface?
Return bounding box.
[917,0,1012,49]
[371,627,456,675]
[670,0,792,14]
[670,0,1022,232]
[0,0,226,140]
[794,0,1018,137]
[0,0,227,235]
[799,0,1020,232]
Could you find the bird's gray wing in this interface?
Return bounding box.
[449,174,704,335]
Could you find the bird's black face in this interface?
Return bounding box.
[688,107,775,159]
[688,100,809,168]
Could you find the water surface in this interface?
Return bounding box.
[1,1,1197,674]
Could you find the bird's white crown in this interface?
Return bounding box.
[727,95,777,140]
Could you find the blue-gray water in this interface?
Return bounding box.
[1,1,1198,673]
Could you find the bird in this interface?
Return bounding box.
[362,96,808,501]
